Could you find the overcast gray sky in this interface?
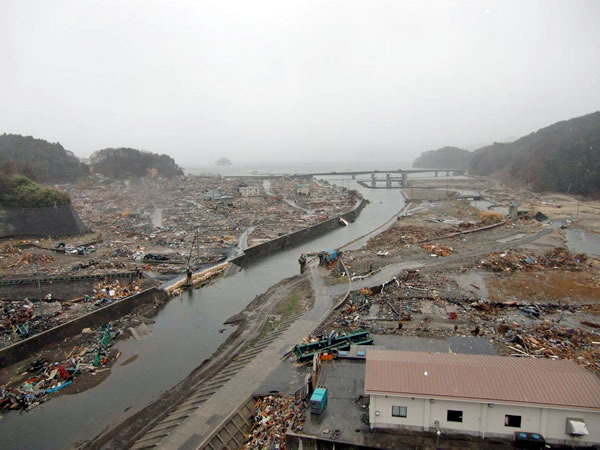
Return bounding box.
[1,0,599,167]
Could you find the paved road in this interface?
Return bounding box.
[329,225,555,295]
[235,226,256,254]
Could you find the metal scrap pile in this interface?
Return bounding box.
[242,394,306,449]
[478,247,588,272]
[0,323,121,411]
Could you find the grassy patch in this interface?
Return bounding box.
[323,274,349,286]
[255,316,280,342]
[252,281,311,345]
[274,293,300,318]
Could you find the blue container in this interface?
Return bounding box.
[310,387,328,414]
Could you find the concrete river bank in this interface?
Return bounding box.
[0,177,406,449]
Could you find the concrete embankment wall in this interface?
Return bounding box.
[0,287,168,368]
[0,272,143,300]
[231,198,367,266]
[0,204,89,238]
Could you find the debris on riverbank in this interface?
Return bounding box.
[1,322,122,412]
[0,278,147,349]
[242,394,306,449]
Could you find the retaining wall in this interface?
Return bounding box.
[0,287,168,368]
[0,271,137,287]
[0,204,89,238]
[231,197,367,266]
[199,396,257,449]
[0,276,156,301]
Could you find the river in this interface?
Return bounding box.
[0,176,406,449]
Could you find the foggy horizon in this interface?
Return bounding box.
[1,0,600,167]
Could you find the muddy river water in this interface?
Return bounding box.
[0,177,408,449]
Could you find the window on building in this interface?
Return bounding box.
[447,410,463,423]
[392,406,407,418]
[505,415,521,428]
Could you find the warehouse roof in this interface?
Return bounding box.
[365,350,600,409]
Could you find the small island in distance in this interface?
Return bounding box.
[216,157,233,166]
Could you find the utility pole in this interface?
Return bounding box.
[186,228,200,267]
[34,263,42,299]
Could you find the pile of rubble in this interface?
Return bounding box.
[0,279,143,348]
[420,243,453,257]
[0,299,65,345]
[538,247,588,268]
[322,270,600,373]
[86,279,142,307]
[0,244,21,258]
[1,176,356,278]
[242,394,306,449]
[0,322,122,411]
[17,253,56,266]
[500,320,600,372]
[368,225,454,249]
[478,248,588,272]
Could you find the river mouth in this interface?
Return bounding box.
[0,176,407,449]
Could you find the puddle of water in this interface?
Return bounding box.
[566,228,600,258]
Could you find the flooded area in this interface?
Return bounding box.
[566,227,600,258]
[471,199,508,215]
[0,176,406,449]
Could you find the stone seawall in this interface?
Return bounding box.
[231,197,367,266]
[0,204,88,238]
[0,287,168,368]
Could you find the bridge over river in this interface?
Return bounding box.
[303,168,465,187]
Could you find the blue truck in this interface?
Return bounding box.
[310,386,328,415]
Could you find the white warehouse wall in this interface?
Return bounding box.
[369,394,600,445]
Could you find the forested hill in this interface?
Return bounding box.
[90,148,184,178]
[412,146,472,169]
[0,134,89,182]
[0,175,71,207]
[412,111,600,195]
[470,112,600,195]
